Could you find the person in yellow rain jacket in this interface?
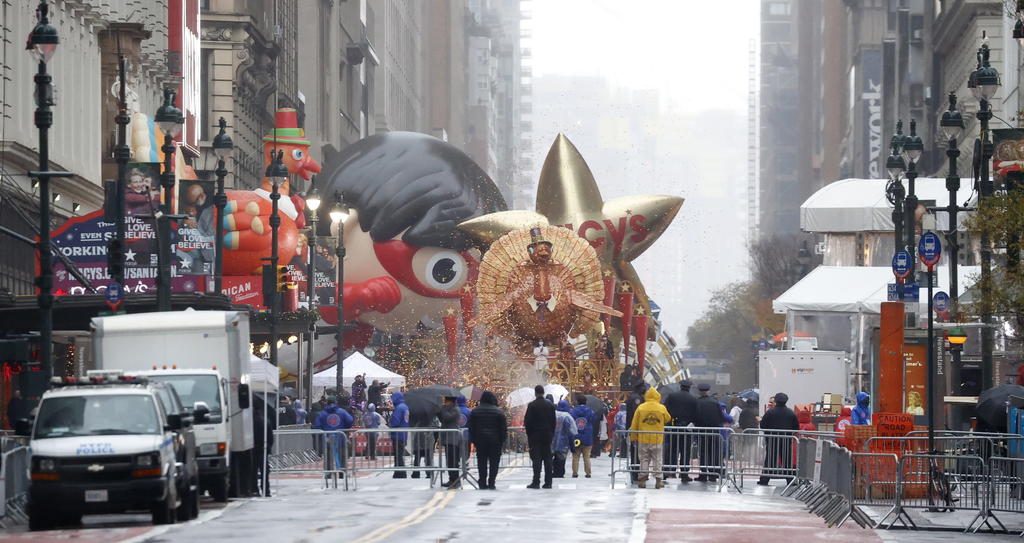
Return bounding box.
[629,387,672,489]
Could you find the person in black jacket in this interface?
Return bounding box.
[662,379,698,481]
[523,385,556,489]
[625,382,646,482]
[468,391,507,489]
[758,391,800,486]
[438,396,463,489]
[694,383,724,482]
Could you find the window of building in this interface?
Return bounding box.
[767,2,790,16]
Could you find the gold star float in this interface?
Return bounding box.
[459,133,683,337]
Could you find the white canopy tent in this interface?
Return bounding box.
[773,265,980,315]
[772,265,980,396]
[312,352,406,389]
[800,178,975,233]
[249,354,279,394]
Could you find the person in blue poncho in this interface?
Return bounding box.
[851,392,871,425]
[389,391,410,478]
[313,396,354,477]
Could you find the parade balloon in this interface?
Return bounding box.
[316,132,507,345]
[222,108,321,275]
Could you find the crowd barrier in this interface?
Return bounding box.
[0,446,28,527]
[271,427,540,490]
[611,427,735,489]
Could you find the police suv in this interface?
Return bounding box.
[18,373,200,530]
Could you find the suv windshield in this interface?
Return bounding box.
[34,394,161,439]
[148,375,222,423]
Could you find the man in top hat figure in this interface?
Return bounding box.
[222,107,323,275]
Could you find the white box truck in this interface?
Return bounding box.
[91,309,254,501]
[757,350,849,409]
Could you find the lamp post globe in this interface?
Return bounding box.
[886,150,906,182]
[27,3,58,63]
[971,43,1000,102]
[901,121,924,165]
[155,88,184,138]
[305,185,322,212]
[212,118,234,159]
[939,93,964,142]
[265,150,288,187]
[329,199,349,225]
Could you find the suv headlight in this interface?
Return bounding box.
[133,453,159,467]
[35,457,56,472]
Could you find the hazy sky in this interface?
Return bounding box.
[530,0,760,116]
[528,1,761,343]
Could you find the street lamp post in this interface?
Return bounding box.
[28,1,60,382]
[212,118,233,294]
[330,196,349,395]
[108,55,130,289]
[154,88,184,311]
[886,122,907,297]
[266,150,288,372]
[901,119,924,263]
[939,93,965,394]
[304,183,322,408]
[969,39,1000,390]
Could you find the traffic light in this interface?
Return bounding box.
[275,265,289,292]
[261,263,275,302]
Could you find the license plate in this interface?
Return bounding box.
[84,489,108,503]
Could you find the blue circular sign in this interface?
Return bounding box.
[105,282,124,304]
[934,291,950,313]
[918,231,942,269]
[892,250,912,279]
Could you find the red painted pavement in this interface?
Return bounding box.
[645,509,881,542]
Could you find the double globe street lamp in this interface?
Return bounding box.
[153,88,185,312]
[302,183,322,406]
[329,196,349,395]
[212,118,234,294]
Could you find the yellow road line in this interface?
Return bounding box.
[351,490,456,543]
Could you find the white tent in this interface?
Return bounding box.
[312,352,406,389]
[800,178,974,233]
[249,354,279,394]
[773,265,980,315]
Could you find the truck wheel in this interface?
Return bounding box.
[213,474,229,502]
[152,484,177,525]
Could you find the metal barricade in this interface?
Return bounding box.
[270,427,472,490]
[496,427,530,471]
[881,454,987,532]
[270,424,318,470]
[611,427,733,489]
[0,446,29,527]
[979,456,1023,534]
[728,429,799,492]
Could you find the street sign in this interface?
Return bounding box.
[888,282,919,302]
[892,250,912,280]
[918,231,942,270]
[104,282,124,310]
[934,291,950,314]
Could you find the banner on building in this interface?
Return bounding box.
[861,48,882,179]
[48,210,208,295]
[175,179,215,275]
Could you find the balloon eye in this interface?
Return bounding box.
[291,149,304,160]
[422,250,467,291]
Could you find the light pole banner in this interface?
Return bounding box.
[176,179,215,276]
[861,48,883,178]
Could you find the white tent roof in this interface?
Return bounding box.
[773,265,980,315]
[800,178,975,233]
[249,354,279,394]
[312,352,406,389]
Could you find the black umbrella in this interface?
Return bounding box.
[738,388,760,403]
[403,385,459,426]
[658,382,681,398]
[976,385,1024,431]
[583,394,607,418]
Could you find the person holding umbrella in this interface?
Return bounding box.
[439,395,463,489]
